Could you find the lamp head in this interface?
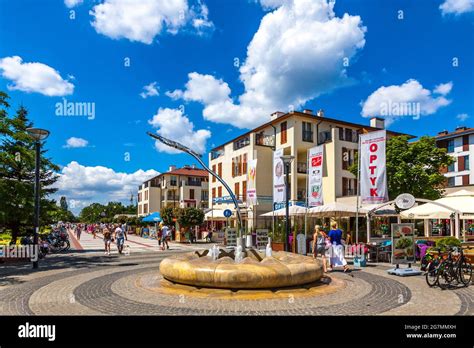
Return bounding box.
[26,128,50,141]
[280,155,295,165]
[147,132,202,158]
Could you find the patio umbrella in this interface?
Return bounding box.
[141,212,162,222]
[260,205,308,217]
[307,202,368,217]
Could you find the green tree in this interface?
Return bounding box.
[177,207,204,231]
[160,206,180,226]
[349,135,454,200]
[0,92,59,243]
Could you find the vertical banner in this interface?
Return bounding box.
[307,145,324,207]
[246,159,258,205]
[273,149,285,206]
[360,130,388,204]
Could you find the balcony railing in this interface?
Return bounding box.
[255,133,275,148]
[318,131,332,145]
[233,136,250,151]
[187,180,202,187]
[297,162,307,173]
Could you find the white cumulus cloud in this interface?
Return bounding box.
[90,0,214,44]
[456,113,469,121]
[166,0,366,129]
[140,81,159,98]
[360,79,453,123]
[64,0,83,8]
[148,107,211,155]
[63,137,89,148]
[440,0,474,15]
[55,161,160,214]
[0,56,74,96]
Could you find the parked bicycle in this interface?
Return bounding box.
[424,246,472,288]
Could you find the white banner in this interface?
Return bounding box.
[307,145,324,207]
[360,130,388,204]
[273,149,285,205]
[246,159,258,205]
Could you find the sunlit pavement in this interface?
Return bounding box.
[1,247,473,315]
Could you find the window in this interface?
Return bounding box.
[212,165,216,182]
[145,191,148,200]
[464,155,470,171]
[342,177,356,196]
[233,136,250,150]
[144,203,148,214]
[448,158,456,172]
[281,121,287,144]
[302,122,313,142]
[242,181,247,202]
[447,177,455,187]
[212,188,216,199]
[447,139,454,153]
[243,154,247,174]
[218,162,222,177]
[345,128,353,142]
[338,127,344,141]
[170,176,177,186]
[138,205,142,214]
[217,186,222,197]
[138,192,141,202]
[462,175,469,186]
[318,130,331,144]
[201,190,208,201]
[235,182,240,199]
[189,189,195,200]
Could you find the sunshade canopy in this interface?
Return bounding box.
[141,212,162,222]
[260,205,308,217]
[307,202,368,217]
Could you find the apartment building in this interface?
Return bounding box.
[208,109,406,229]
[137,165,209,216]
[436,126,474,194]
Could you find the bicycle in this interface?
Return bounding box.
[425,247,442,287]
[436,246,472,288]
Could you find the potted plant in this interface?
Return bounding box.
[271,224,285,251]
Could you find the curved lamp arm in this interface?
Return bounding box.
[146,132,244,237]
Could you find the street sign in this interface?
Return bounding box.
[223,209,232,218]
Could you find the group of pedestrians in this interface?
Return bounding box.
[312,222,350,273]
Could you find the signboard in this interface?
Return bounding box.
[391,223,415,265]
[296,233,307,255]
[223,209,233,218]
[225,228,237,247]
[273,149,285,205]
[256,229,269,250]
[395,193,415,210]
[360,130,388,204]
[246,159,258,205]
[307,145,324,207]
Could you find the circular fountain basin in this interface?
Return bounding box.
[159,249,323,289]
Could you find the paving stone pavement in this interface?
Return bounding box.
[0,250,472,316]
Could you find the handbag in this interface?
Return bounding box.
[324,238,331,250]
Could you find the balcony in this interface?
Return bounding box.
[318,131,332,145]
[255,133,275,148]
[211,149,224,160]
[297,162,307,174]
[233,136,250,151]
[187,179,202,187]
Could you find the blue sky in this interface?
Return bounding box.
[0,0,473,212]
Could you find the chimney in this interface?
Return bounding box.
[455,126,467,132]
[438,130,448,136]
[270,111,285,120]
[168,165,176,172]
[303,109,313,115]
[191,164,196,169]
[370,117,385,129]
[316,109,324,117]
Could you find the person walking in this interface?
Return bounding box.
[103,226,112,255]
[114,225,127,254]
[312,225,328,273]
[161,225,170,250]
[328,222,350,273]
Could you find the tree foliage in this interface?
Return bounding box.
[0,91,60,242]
[349,135,454,200]
[160,206,180,226]
[177,207,204,230]
[79,201,137,223]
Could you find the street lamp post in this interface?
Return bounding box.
[280,155,294,252]
[26,128,50,269]
[146,132,245,243]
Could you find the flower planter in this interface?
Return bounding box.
[271,242,285,251]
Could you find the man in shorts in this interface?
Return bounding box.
[115,225,127,254]
[161,225,170,250]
